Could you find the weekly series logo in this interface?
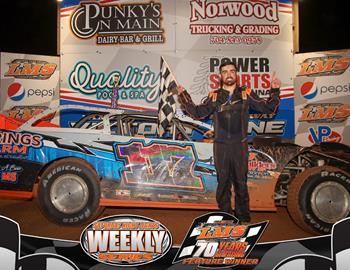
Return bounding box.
[80,214,172,267]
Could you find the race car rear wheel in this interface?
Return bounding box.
[287,166,350,234]
[38,158,101,225]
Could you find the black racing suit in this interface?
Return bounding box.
[179,86,280,221]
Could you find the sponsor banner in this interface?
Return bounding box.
[60,51,160,111]
[60,50,294,138]
[0,52,60,120]
[4,106,48,122]
[294,49,350,146]
[306,125,343,144]
[176,0,292,50]
[0,163,22,184]
[175,50,294,139]
[0,158,43,192]
[59,0,294,140]
[60,0,176,53]
[1,215,350,269]
[0,130,43,157]
[61,0,292,52]
[0,130,45,191]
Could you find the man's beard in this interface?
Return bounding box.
[223,77,236,86]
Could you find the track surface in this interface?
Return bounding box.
[0,198,315,245]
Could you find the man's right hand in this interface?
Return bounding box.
[271,71,281,89]
[177,85,193,105]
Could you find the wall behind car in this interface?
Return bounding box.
[59,0,295,140]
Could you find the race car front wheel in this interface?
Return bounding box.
[287,166,350,234]
[37,158,101,225]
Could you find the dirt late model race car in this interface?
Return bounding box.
[0,105,349,235]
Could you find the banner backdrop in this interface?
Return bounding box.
[0,52,59,121]
[294,49,350,146]
[60,0,294,139]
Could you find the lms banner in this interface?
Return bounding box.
[60,0,294,139]
[294,49,350,146]
[0,52,59,121]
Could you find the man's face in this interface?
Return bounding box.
[220,64,237,87]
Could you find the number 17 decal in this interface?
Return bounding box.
[115,140,204,190]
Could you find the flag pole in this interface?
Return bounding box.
[111,74,120,109]
[161,56,179,86]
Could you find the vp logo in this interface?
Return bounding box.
[0,216,78,270]
[274,218,350,270]
[308,126,342,143]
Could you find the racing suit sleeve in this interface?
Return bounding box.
[178,90,216,119]
[247,88,280,114]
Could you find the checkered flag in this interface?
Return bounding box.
[0,216,78,270]
[158,57,178,137]
[274,217,350,270]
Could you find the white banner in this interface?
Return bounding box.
[294,49,350,146]
[0,52,59,121]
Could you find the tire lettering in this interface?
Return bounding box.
[42,179,48,187]
[84,208,91,218]
[321,171,328,177]
[321,171,350,183]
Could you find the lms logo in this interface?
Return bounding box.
[7,83,25,101]
[301,81,318,100]
[5,59,57,80]
[297,55,350,77]
[173,212,268,267]
[308,126,342,144]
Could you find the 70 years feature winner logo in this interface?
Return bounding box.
[80,215,172,266]
[173,212,268,268]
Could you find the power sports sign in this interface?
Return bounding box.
[294,49,350,146]
[60,0,294,139]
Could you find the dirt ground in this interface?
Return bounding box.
[0,197,315,245]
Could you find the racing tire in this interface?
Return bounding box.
[287,166,350,234]
[37,158,101,226]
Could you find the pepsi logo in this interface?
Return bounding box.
[8,83,25,101]
[301,81,318,100]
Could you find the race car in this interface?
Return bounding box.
[0,105,349,235]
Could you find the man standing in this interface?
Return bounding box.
[177,61,281,223]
